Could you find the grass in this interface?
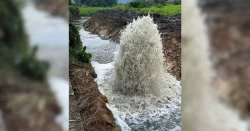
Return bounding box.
[79,6,110,16]
[138,5,181,16]
[79,4,181,16]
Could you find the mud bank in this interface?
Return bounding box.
[202,1,250,117]
[0,73,61,131]
[34,0,68,17]
[84,10,181,79]
[69,62,118,131]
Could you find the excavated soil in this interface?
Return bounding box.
[69,61,118,131]
[0,72,62,131]
[33,0,68,17]
[84,10,181,79]
[201,0,250,118]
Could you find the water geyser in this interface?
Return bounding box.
[113,15,166,96]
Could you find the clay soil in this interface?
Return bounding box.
[0,72,62,131]
[69,61,118,131]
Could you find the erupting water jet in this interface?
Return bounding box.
[113,15,166,96]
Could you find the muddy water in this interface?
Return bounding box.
[77,17,181,131]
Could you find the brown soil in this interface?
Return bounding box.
[69,61,118,131]
[202,0,250,118]
[84,10,181,79]
[69,82,84,131]
[0,72,62,131]
[33,0,69,17]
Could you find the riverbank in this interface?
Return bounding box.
[69,61,118,131]
[84,10,181,79]
[0,72,62,131]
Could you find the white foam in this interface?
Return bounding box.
[92,60,181,131]
[48,77,69,131]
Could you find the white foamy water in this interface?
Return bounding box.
[48,77,69,131]
[79,16,181,131]
[22,2,69,131]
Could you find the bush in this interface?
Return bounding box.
[69,5,80,20]
[69,23,92,63]
[155,4,163,8]
[17,46,49,81]
[69,23,82,51]
[128,0,150,8]
[76,46,92,63]
[173,0,181,5]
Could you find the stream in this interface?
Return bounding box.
[76,17,181,131]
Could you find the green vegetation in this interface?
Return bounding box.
[69,23,92,63]
[0,0,49,81]
[173,0,181,5]
[79,4,181,16]
[69,5,80,21]
[74,0,117,7]
[17,46,49,81]
[79,6,108,16]
[128,0,149,8]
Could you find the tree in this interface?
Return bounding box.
[80,0,117,7]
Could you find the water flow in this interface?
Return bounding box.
[79,16,181,131]
[114,16,168,96]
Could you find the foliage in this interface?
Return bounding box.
[173,0,181,5]
[153,0,169,4]
[80,0,117,7]
[76,46,92,63]
[79,6,109,16]
[128,0,149,8]
[0,0,49,81]
[79,4,181,16]
[0,0,28,54]
[69,23,92,63]
[69,23,82,51]
[17,46,49,81]
[138,4,181,15]
[69,5,80,20]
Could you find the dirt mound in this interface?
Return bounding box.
[0,73,61,131]
[70,62,118,131]
[84,10,181,79]
[34,0,68,17]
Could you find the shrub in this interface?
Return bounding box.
[173,0,181,5]
[76,46,92,63]
[69,23,82,51]
[69,5,80,20]
[128,0,149,8]
[69,23,92,63]
[17,46,49,81]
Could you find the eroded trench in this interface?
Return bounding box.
[75,17,182,131]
